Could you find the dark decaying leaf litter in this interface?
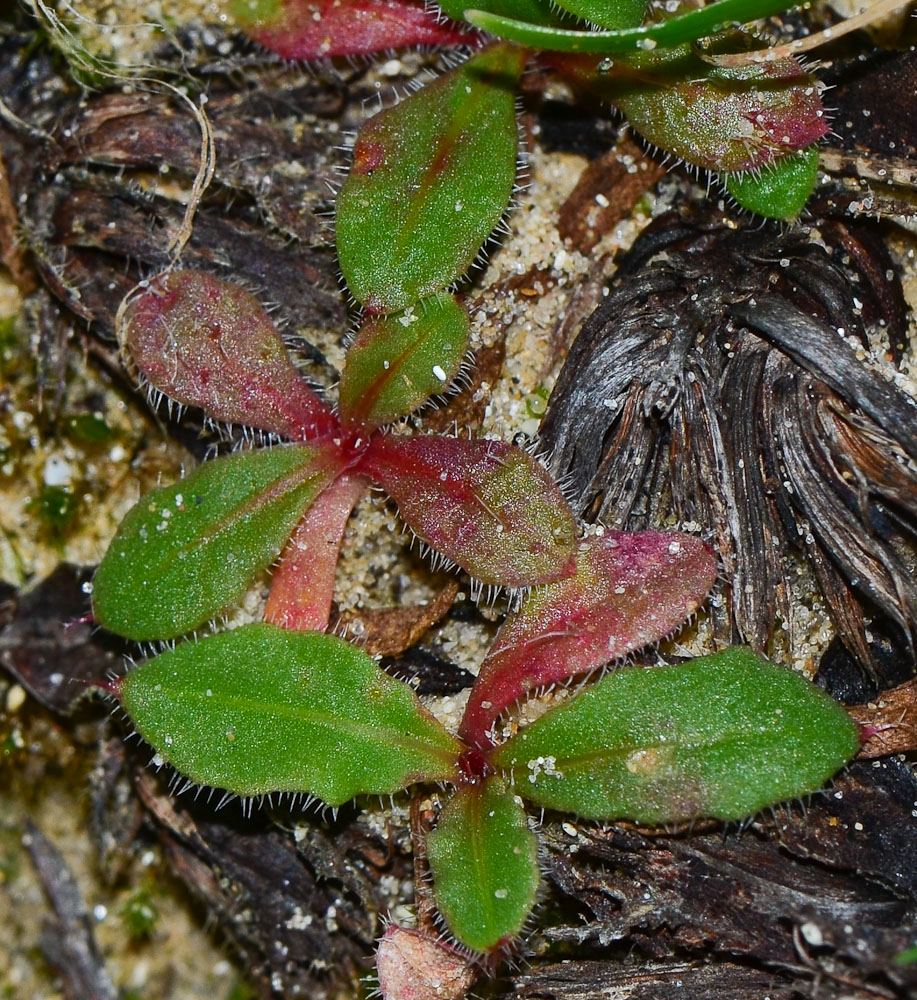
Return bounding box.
[541,206,917,683]
[0,564,121,714]
[1,8,917,1000]
[0,23,350,432]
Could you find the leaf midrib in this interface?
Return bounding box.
[156,687,459,766]
[522,729,789,774]
[146,457,324,576]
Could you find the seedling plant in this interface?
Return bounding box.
[92,266,859,976]
[87,0,862,982]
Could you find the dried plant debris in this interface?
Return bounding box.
[133,768,405,999]
[24,820,119,1000]
[541,207,917,678]
[817,613,917,705]
[817,47,917,219]
[556,133,665,255]
[0,25,349,396]
[514,755,917,1000]
[0,563,120,714]
[510,961,803,1000]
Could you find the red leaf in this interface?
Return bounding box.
[236,0,469,59]
[360,434,577,588]
[120,270,338,441]
[264,474,368,632]
[460,530,718,749]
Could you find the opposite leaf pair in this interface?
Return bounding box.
[96,268,858,959]
[93,268,578,640]
[117,616,859,954]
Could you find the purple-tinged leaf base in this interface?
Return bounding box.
[264,474,368,632]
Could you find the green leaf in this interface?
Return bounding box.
[437,0,562,25]
[336,43,526,314]
[465,0,800,52]
[427,776,540,953]
[893,945,917,966]
[339,293,470,429]
[121,624,462,802]
[726,144,819,220]
[550,0,646,30]
[93,445,341,640]
[494,648,860,825]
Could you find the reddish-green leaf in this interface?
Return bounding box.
[360,435,577,588]
[460,531,716,748]
[494,648,861,824]
[336,43,526,314]
[231,0,468,59]
[726,144,819,220]
[339,294,470,430]
[264,474,368,632]
[120,624,462,801]
[119,270,337,441]
[427,776,540,953]
[93,444,341,640]
[612,45,827,174]
[550,45,827,176]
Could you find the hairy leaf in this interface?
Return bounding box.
[726,145,820,219]
[460,531,716,748]
[339,294,470,429]
[494,648,860,824]
[427,776,540,953]
[232,0,468,59]
[551,0,646,30]
[437,0,562,25]
[614,48,826,175]
[120,624,462,801]
[337,43,525,314]
[360,435,577,587]
[93,445,341,640]
[550,45,826,176]
[119,270,337,441]
[466,0,801,52]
